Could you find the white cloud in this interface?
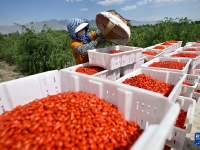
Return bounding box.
[97,0,127,6]
[121,5,137,10]
[136,0,194,7]
[137,0,148,5]
[79,8,88,11]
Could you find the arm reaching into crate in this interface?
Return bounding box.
[67,18,107,65]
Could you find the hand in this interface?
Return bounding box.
[97,38,107,45]
[95,29,104,38]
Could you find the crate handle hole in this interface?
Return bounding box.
[136,101,139,110]
[174,140,176,144]
[141,119,143,126]
[53,77,56,83]
[175,132,177,136]
[154,107,157,116]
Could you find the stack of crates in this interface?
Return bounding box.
[135,41,198,150]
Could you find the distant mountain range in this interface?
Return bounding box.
[0,19,157,35]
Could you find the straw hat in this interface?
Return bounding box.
[96,12,131,45]
[75,22,89,33]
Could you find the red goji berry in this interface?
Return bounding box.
[0,91,143,149]
[149,61,186,70]
[75,66,104,75]
[141,51,158,56]
[183,82,193,86]
[153,46,165,50]
[174,109,187,129]
[183,48,199,51]
[161,42,173,46]
[171,53,198,58]
[122,74,174,97]
[108,50,124,54]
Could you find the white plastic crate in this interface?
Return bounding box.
[175,47,200,52]
[0,69,180,150]
[120,57,145,77]
[192,83,200,103]
[165,96,196,150]
[62,62,120,81]
[141,48,168,62]
[159,43,177,52]
[164,51,200,70]
[192,63,200,76]
[135,57,145,69]
[120,63,135,77]
[140,57,191,74]
[180,74,199,98]
[155,43,174,53]
[184,43,200,48]
[146,45,173,55]
[88,45,143,70]
[115,68,187,102]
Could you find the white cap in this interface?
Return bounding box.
[75,22,89,33]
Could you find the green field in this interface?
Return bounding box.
[0,17,200,75]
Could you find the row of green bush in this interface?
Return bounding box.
[0,17,200,75]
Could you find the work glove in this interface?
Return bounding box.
[97,37,107,45]
[95,29,104,38]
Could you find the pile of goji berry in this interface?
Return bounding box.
[163,145,171,150]
[167,40,179,43]
[75,66,105,75]
[174,109,187,129]
[195,89,200,93]
[197,41,200,43]
[141,51,158,56]
[148,61,186,70]
[171,53,198,58]
[0,91,144,150]
[122,74,174,97]
[153,46,165,50]
[182,82,193,86]
[161,42,172,46]
[183,48,199,51]
[108,50,124,54]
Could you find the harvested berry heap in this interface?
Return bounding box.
[141,51,158,56]
[171,53,198,58]
[148,61,186,70]
[75,66,104,75]
[167,40,179,43]
[108,50,124,54]
[0,91,144,150]
[182,82,193,86]
[183,48,199,51]
[161,42,172,46]
[122,74,174,97]
[174,109,187,129]
[153,46,165,50]
[195,89,200,93]
[163,145,171,150]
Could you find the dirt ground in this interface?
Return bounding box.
[0,60,199,150]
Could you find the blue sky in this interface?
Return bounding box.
[0,0,200,26]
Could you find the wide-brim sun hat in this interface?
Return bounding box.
[96,12,131,45]
[75,22,89,33]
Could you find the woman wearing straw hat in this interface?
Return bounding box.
[67,18,107,65]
